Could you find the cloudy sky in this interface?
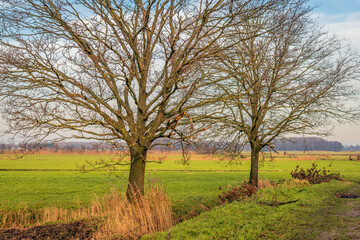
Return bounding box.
[311,0,360,50]
[0,0,359,145]
[308,0,360,145]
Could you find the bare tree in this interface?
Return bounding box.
[0,0,280,195]
[203,0,359,186]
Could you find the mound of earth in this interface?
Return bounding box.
[0,221,95,240]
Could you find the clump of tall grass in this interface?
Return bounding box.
[1,204,93,229]
[94,184,172,239]
[0,184,172,239]
[257,179,275,189]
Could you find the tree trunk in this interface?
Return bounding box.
[127,147,147,198]
[249,144,260,187]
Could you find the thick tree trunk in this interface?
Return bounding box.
[127,147,147,198]
[249,144,260,187]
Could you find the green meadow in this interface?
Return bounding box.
[1,153,359,209]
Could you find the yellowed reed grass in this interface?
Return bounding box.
[287,153,333,161]
[0,205,97,229]
[291,179,310,186]
[1,185,172,239]
[319,153,332,160]
[94,186,172,239]
[257,179,275,189]
[290,154,317,161]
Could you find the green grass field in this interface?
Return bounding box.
[1,152,359,209]
[1,152,360,239]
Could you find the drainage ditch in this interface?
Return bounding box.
[336,193,360,199]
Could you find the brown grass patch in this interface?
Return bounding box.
[291,179,310,186]
[319,153,332,160]
[289,154,317,161]
[257,179,275,189]
[1,185,172,239]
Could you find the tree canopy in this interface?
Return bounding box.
[200,0,359,185]
[0,0,358,192]
[0,0,282,194]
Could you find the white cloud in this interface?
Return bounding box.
[313,11,360,145]
[315,12,360,50]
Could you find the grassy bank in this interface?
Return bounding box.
[145,180,360,239]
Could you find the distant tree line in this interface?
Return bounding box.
[0,141,117,153]
[0,137,345,153]
[192,137,345,153]
[343,145,360,151]
[272,137,344,152]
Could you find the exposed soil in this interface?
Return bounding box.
[320,183,360,240]
[336,193,360,199]
[340,201,360,240]
[338,200,360,217]
[0,221,96,240]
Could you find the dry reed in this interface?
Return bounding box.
[291,179,311,186]
[289,154,316,161]
[1,184,172,239]
[257,179,275,189]
[94,185,172,239]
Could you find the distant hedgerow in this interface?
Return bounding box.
[291,162,342,184]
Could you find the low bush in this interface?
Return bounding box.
[218,182,258,204]
[291,162,342,184]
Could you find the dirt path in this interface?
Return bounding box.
[320,182,360,240]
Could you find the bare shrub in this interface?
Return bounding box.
[218,179,277,205]
[291,163,342,184]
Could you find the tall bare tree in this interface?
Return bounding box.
[203,0,359,186]
[0,0,281,195]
